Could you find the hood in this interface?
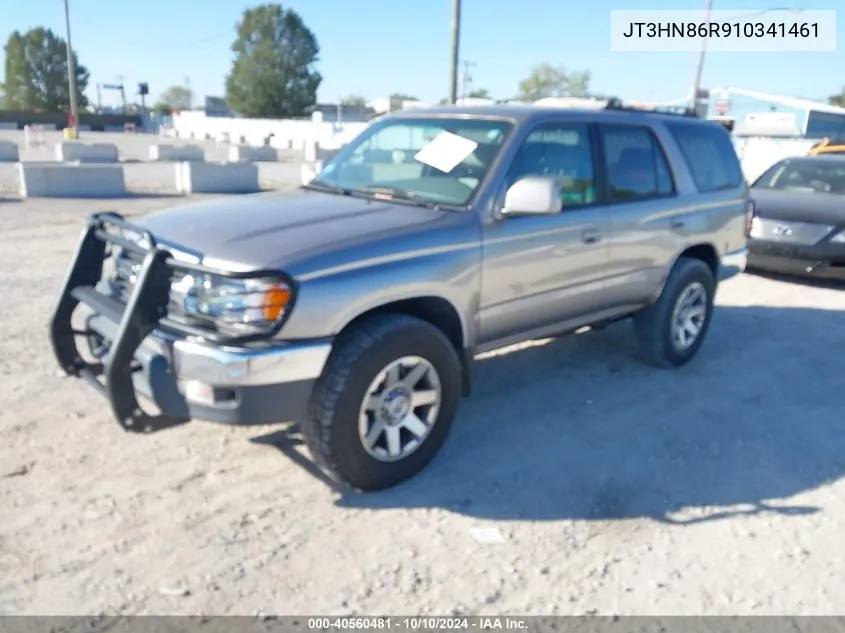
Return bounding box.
[134,190,475,275]
[750,188,845,226]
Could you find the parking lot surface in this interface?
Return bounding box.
[2,195,845,615]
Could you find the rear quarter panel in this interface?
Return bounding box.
[600,119,747,307]
[649,120,748,294]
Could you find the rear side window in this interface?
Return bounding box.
[666,121,743,192]
[599,124,675,201]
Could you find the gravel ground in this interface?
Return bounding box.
[2,196,845,616]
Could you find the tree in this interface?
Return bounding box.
[2,27,89,111]
[153,85,193,113]
[517,63,592,101]
[467,88,491,99]
[564,71,592,98]
[829,89,845,108]
[225,3,322,118]
[341,94,367,108]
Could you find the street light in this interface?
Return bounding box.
[63,0,80,138]
[688,5,803,111]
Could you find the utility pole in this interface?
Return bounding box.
[448,0,461,104]
[688,0,713,111]
[460,59,476,101]
[138,82,149,121]
[63,0,80,138]
[117,75,126,114]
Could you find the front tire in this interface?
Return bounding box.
[303,314,462,491]
[633,257,716,368]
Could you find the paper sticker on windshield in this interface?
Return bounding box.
[414,131,478,173]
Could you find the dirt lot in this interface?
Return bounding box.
[2,195,845,616]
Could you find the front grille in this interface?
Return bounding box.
[751,218,834,245]
[105,247,273,337]
[105,248,216,332]
[109,248,186,316]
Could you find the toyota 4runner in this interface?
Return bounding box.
[50,101,751,491]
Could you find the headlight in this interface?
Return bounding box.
[830,230,845,243]
[175,274,291,331]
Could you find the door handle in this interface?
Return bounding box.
[670,218,686,229]
[582,229,602,244]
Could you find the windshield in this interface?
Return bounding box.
[752,159,845,194]
[310,117,513,206]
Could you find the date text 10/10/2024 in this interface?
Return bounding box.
[307,617,529,631]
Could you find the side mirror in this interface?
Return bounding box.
[501,176,562,216]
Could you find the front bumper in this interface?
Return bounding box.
[747,238,845,280]
[49,212,332,433]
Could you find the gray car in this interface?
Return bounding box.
[50,102,750,491]
[747,154,845,279]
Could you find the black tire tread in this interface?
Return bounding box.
[633,257,715,369]
[302,313,460,490]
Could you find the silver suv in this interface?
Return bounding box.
[50,102,751,491]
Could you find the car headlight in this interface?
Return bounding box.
[174,273,291,331]
[830,230,845,243]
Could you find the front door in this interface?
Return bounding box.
[478,120,611,346]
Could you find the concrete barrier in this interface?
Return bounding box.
[227,145,279,162]
[304,140,318,163]
[175,162,260,194]
[301,161,325,185]
[149,144,205,162]
[0,141,19,162]
[269,136,292,150]
[304,143,342,164]
[55,141,119,163]
[318,148,341,162]
[17,163,126,198]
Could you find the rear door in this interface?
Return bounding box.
[594,123,684,307]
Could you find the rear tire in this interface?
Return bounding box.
[633,257,716,368]
[303,314,462,491]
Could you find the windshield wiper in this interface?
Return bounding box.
[302,180,351,195]
[354,185,441,208]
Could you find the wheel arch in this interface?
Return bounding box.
[653,242,720,302]
[335,295,474,397]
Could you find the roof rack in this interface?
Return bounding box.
[604,97,699,118]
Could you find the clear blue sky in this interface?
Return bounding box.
[3,0,842,108]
